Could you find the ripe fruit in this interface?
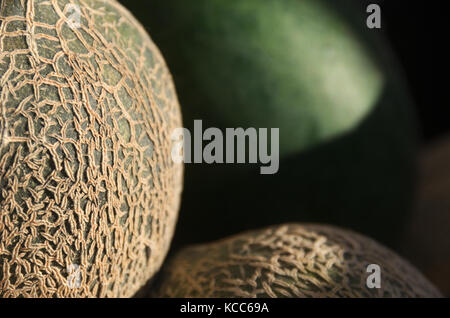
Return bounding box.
[153,224,441,298]
[123,0,418,247]
[0,0,182,297]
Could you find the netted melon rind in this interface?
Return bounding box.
[0,0,183,297]
[153,224,441,298]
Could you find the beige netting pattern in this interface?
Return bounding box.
[0,0,183,297]
[153,224,441,298]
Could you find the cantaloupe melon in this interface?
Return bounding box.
[0,0,183,297]
[153,224,441,298]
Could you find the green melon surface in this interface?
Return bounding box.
[123,0,418,247]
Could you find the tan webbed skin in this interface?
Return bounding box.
[153,224,441,298]
[0,0,182,297]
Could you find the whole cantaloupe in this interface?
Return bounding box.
[123,0,418,247]
[152,224,441,298]
[0,0,183,297]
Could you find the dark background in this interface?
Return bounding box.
[366,0,448,143]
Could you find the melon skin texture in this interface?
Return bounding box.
[0,0,183,297]
[152,224,441,298]
[123,0,418,247]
